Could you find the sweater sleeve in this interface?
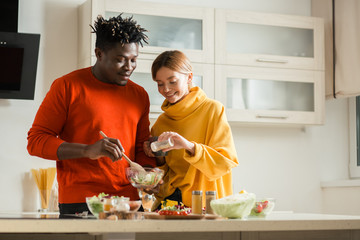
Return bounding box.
[134,91,156,167]
[27,78,67,160]
[183,104,238,181]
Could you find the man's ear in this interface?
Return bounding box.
[94,47,102,59]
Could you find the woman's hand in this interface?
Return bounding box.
[157,131,195,156]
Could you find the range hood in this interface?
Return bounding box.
[0,0,40,100]
[0,1,18,33]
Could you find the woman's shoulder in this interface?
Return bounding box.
[193,87,224,112]
[202,96,225,113]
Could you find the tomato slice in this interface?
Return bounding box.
[159,210,188,215]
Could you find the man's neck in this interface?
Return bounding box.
[91,64,105,83]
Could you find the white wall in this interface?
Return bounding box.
[231,98,351,213]
[0,0,356,214]
[0,0,83,212]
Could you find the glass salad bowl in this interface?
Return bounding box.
[86,196,104,218]
[249,198,276,218]
[126,167,164,189]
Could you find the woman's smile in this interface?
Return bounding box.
[155,67,191,104]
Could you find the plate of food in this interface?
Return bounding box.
[143,201,205,220]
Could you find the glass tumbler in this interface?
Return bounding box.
[138,190,155,212]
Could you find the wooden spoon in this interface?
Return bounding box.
[99,131,146,173]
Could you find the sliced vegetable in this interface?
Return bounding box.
[250,199,275,217]
[158,201,191,216]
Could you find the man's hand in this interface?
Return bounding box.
[56,136,125,162]
[143,140,155,157]
[86,136,124,162]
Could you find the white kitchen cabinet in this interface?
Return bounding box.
[133,59,214,118]
[215,9,325,71]
[214,9,325,125]
[79,1,325,125]
[78,0,214,68]
[215,65,325,125]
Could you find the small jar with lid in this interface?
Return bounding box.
[150,138,174,152]
[103,198,113,212]
[191,190,203,214]
[205,191,216,214]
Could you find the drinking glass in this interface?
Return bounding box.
[138,190,155,212]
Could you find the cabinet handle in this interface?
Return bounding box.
[256,114,288,120]
[256,58,288,64]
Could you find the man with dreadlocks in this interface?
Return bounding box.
[27,14,155,215]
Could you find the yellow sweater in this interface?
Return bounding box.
[151,87,238,208]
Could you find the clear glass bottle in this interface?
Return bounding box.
[192,190,203,214]
[205,191,216,214]
[150,138,174,152]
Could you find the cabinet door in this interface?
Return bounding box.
[79,0,214,66]
[215,65,325,125]
[133,60,214,118]
[215,10,324,71]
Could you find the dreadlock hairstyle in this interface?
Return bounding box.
[90,14,148,52]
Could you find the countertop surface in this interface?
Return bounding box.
[0,211,360,233]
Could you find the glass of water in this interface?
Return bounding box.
[138,189,155,212]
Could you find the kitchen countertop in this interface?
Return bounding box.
[0,211,360,233]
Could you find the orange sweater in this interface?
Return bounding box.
[27,67,155,203]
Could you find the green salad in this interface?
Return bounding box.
[86,195,103,217]
[210,192,256,219]
[131,171,160,186]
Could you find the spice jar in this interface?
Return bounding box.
[103,198,113,212]
[205,191,216,214]
[192,190,203,214]
[150,138,174,152]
